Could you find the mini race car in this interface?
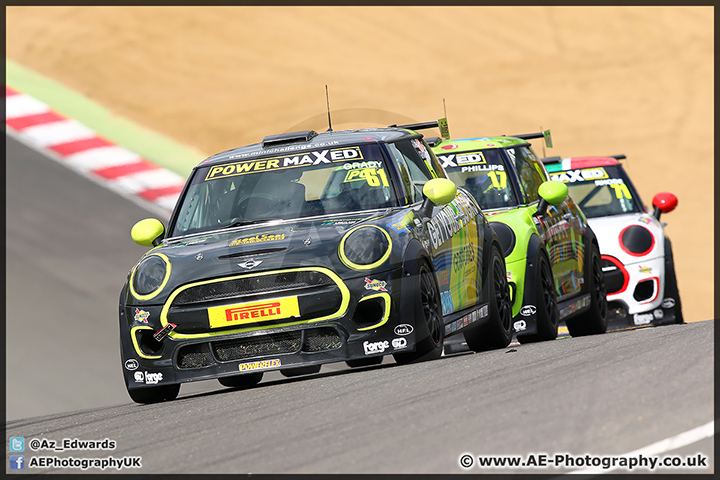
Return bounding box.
[543,155,683,330]
[120,122,513,403]
[428,131,608,348]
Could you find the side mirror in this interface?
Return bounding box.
[652,192,677,220]
[131,218,166,247]
[419,178,457,217]
[536,181,568,217]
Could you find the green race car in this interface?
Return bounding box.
[429,131,608,347]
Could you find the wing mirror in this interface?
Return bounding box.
[419,178,457,217]
[131,218,166,247]
[652,192,678,220]
[536,181,568,217]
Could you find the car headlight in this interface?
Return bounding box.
[619,225,654,256]
[339,225,391,270]
[131,254,171,299]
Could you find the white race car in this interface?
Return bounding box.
[543,155,683,330]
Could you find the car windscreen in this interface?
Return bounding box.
[548,164,642,218]
[435,148,519,209]
[170,144,397,236]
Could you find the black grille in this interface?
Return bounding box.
[213,331,302,361]
[633,279,655,302]
[173,271,335,305]
[302,327,342,352]
[178,343,214,368]
[175,327,343,368]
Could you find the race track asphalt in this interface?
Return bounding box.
[5,134,714,474]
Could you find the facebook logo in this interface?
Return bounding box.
[9,436,25,452]
[9,455,24,470]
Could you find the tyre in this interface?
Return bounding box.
[280,365,322,377]
[517,249,559,344]
[127,384,180,404]
[346,356,384,368]
[566,242,608,336]
[217,372,263,388]
[663,237,684,324]
[463,244,513,351]
[393,259,444,365]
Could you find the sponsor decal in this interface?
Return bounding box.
[195,253,204,261]
[303,237,312,246]
[134,371,163,384]
[134,308,150,324]
[441,291,455,315]
[653,309,664,319]
[637,216,652,225]
[153,323,177,341]
[207,297,300,328]
[440,144,458,150]
[513,320,527,332]
[638,265,652,274]
[214,146,360,178]
[239,259,262,269]
[558,295,591,320]
[444,305,489,336]
[391,337,408,349]
[550,167,609,183]
[124,359,139,371]
[437,270,450,287]
[363,340,390,355]
[230,233,285,247]
[389,217,412,233]
[452,244,477,273]
[460,163,503,174]
[594,178,625,186]
[520,305,536,317]
[364,277,388,292]
[633,312,653,325]
[239,358,281,371]
[227,140,341,160]
[342,160,382,170]
[394,324,414,336]
[427,189,480,249]
[322,218,363,226]
[437,151,487,169]
[661,297,676,309]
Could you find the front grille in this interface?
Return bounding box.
[213,331,302,361]
[302,327,342,352]
[178,343,214,368]
[175,326,343,369]
[172,270,336,305]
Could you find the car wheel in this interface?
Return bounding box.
[463,244,513,351]
[393,259,444,365]
[663,237,684,324]
[346,356,384,368]
[280,365,322,377]
[217,372,263,388]
[566,242,608,336]
[127,384,180,404]
[517,250,559,344]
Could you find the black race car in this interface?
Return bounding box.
[120,123,512,403]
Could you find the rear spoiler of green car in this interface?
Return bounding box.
[507,129,553,149]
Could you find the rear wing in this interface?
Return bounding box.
[506,129,553,149]
[541,153,626,165]
[391,117,450,140]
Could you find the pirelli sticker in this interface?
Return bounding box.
[207,297,301,328]
[205,147,364,180]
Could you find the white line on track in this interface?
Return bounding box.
[567,420,715,475]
